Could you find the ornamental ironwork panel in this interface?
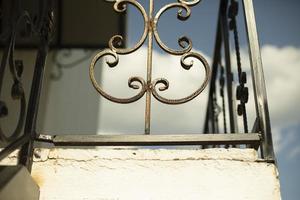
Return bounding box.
[0,0,276,170]
[89,0,211,134]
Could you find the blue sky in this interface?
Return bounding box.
[122,0,300,199]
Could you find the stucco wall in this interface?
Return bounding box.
[22,148,281,200]
[0,50,100,148]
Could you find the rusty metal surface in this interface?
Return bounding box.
[89,0,211,134]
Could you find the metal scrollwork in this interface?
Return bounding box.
[178,0,201,6]
[153,2,192,55]
[109,0,149,54]
[0,0,52,143]
[90,0,210,132]
[152,52,210,104]
[0,13,31,143]
[90,49,147,103]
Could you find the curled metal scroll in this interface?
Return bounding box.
[152,52,210,104]
[178,0,201,6]
[0,13,33,143]
[108,0,149,54]
[90,49,147,104]
[90,0,210,105]
[153,2,193,55]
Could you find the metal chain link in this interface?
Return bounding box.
[228,0,249,133]
[219,62,227,133]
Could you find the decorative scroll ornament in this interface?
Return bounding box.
[90,0,210,133]
[0,13,32,143]
[90,0,210,104]
[0,1,54,142]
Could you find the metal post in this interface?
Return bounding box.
[242,0,275,161]
[18,1,53,171]
[18,42,49,171]
[204,3,222,133]
[144,0,154,135]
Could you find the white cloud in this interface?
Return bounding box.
[262,46,300,126]
[238,45,300,158]
[97,45,300,159]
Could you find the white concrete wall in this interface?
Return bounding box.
[22,148,281,200]
[38,50,100,134]
[0,49,100,147]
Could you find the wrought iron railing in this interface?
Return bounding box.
[0,0,54,170]
[0,0,275,172]
[203,0,275,161]
[89,0,211,133]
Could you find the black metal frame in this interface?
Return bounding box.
[204,0,275,161]
[0,0,275,173]
[0,0,54,170]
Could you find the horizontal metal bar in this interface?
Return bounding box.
[44,133,261,148]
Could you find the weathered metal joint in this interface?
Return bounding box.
[0,101,8,118]
[228,0,238,19]
[11,82,24,100]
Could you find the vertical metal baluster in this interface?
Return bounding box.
[220,0,237,134]
[145,0,153,135]
[203,4,222,134]
[18,1,53,171]
[18,42,49,171]
[219,63,227,134]
[229,0,249,133]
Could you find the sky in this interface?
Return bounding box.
[97,0,300,199]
